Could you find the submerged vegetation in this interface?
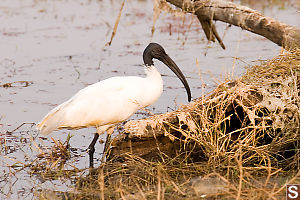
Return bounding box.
[32,49,299,200]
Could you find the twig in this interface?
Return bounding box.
[98,166,105,200]
[1,81,33,88]
[235,143,243,200]
[106,0,125,46]
[7,122,35,134]
[157,165,161,200]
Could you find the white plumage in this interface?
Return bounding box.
[37,66,163,135]
[36,43,191,166]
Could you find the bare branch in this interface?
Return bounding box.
[165,0,300,50]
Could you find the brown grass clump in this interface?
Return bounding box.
[34,50,299,199]
[96,49,299,199]
[30,135,77,180]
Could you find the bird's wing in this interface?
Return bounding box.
[36,100,72,135]
[37,76,146,135]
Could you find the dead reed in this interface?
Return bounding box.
[99,49,299,199]
[32,49,300,199]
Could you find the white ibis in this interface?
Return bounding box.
[37,43,191,167]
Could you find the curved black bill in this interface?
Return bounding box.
[159,54,192,102]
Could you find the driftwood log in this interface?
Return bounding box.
[109,1,299,167]
[111,49,300,167]
[161,0,300,50]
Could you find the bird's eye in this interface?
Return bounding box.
[152,49,162,57]
[151,50,157,56]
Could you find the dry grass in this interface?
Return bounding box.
[25,3,300,196]
[110,49,300,199]
[32,49,300,199]
[2,0,298,199]
[28,134,81,181]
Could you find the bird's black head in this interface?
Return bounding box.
[143,43,166,66]
[142,43,192,102]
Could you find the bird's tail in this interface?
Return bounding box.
[36,104,66,136]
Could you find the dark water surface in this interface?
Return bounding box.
[0,0,299,199]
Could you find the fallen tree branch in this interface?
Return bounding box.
[112,50,300,168]
[163,0,300,50]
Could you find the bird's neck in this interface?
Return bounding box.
[145,65,162,82]
[140,65,163,107]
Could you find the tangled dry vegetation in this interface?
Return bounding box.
[36,50,299,199]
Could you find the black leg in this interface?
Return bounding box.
[101,127,114,163]
[103,133,112,157]
[88,133,99,168]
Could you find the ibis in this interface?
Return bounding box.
[37,43,191,167]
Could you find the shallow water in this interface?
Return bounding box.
[0,0,299,199]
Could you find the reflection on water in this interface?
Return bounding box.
[0,0,299,199]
